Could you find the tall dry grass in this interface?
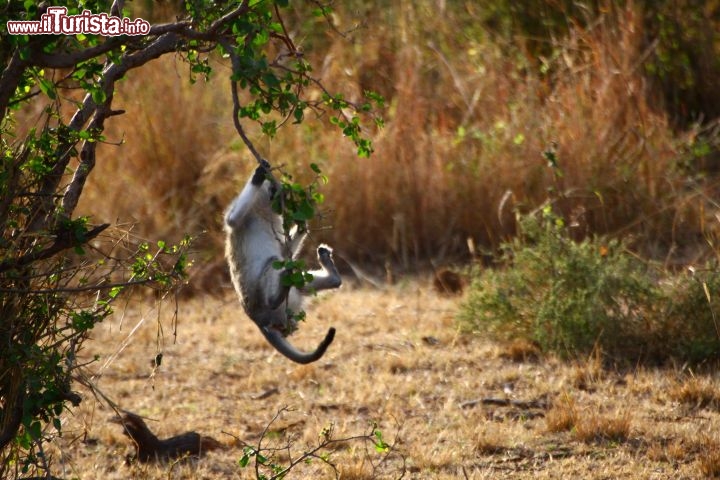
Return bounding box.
[73,1,720,279]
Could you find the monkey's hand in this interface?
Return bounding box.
[251,160,271,186]
[317,244,333,258]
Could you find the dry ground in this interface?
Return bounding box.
[50,282,720,479]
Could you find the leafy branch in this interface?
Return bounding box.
[228,406,401,479]
[220,1,383,162]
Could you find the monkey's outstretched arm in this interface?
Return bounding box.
[225,165,271,229]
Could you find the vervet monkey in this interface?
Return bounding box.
[224,161,341,364]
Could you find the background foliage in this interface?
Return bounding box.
[71,0,720,274]
[458,206,720,363]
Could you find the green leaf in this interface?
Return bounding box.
[77,130,92,140]
[261,120,277,137]
[16,431,31,450]
[18,45,31,60]
[252,29,270,47]
[293,106,304,123]
[71,311,96,331]
[27,421,42,440]
[262,72,280,88]
[312,6,332,17]
[373,430,390,453]
[37,78,56,99]
[292,200,315,221]
[90,88,106,105]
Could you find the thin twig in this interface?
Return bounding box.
[307,0,364,38]
[218,38,265,166]
[0,278,154,294]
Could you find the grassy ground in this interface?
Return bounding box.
[50,282,718,479]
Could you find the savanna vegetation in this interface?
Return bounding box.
[86,0,720,265]
[2,0,720,478]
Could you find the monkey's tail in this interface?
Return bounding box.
[260,326,336,364]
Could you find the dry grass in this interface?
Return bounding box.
[45,283,720,479]
[699,438,720,478]
[545,395,578,434]
[669,376,720,410]
[573,410,632,444]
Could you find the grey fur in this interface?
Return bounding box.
[224,166,341,364]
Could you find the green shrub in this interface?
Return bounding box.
[460,206,720,363]
[661,266,720,362]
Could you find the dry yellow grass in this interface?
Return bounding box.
[46,282,720,479]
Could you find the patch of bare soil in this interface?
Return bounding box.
[52,283,719,479]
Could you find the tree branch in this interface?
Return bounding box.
[0,49,28,121]
[0,277,155,294]
[60,141,98,216]
[208,0,251,34]
[219,37,266,166]
[110,0,124,18]
[0,223,109,274]
[147,1,250,41]
[19,3,259,225]
[0,386,24,451]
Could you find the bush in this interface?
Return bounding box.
[459,206,720,363]
[662,266,720,362]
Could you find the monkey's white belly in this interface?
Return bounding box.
[237,224,303,313]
